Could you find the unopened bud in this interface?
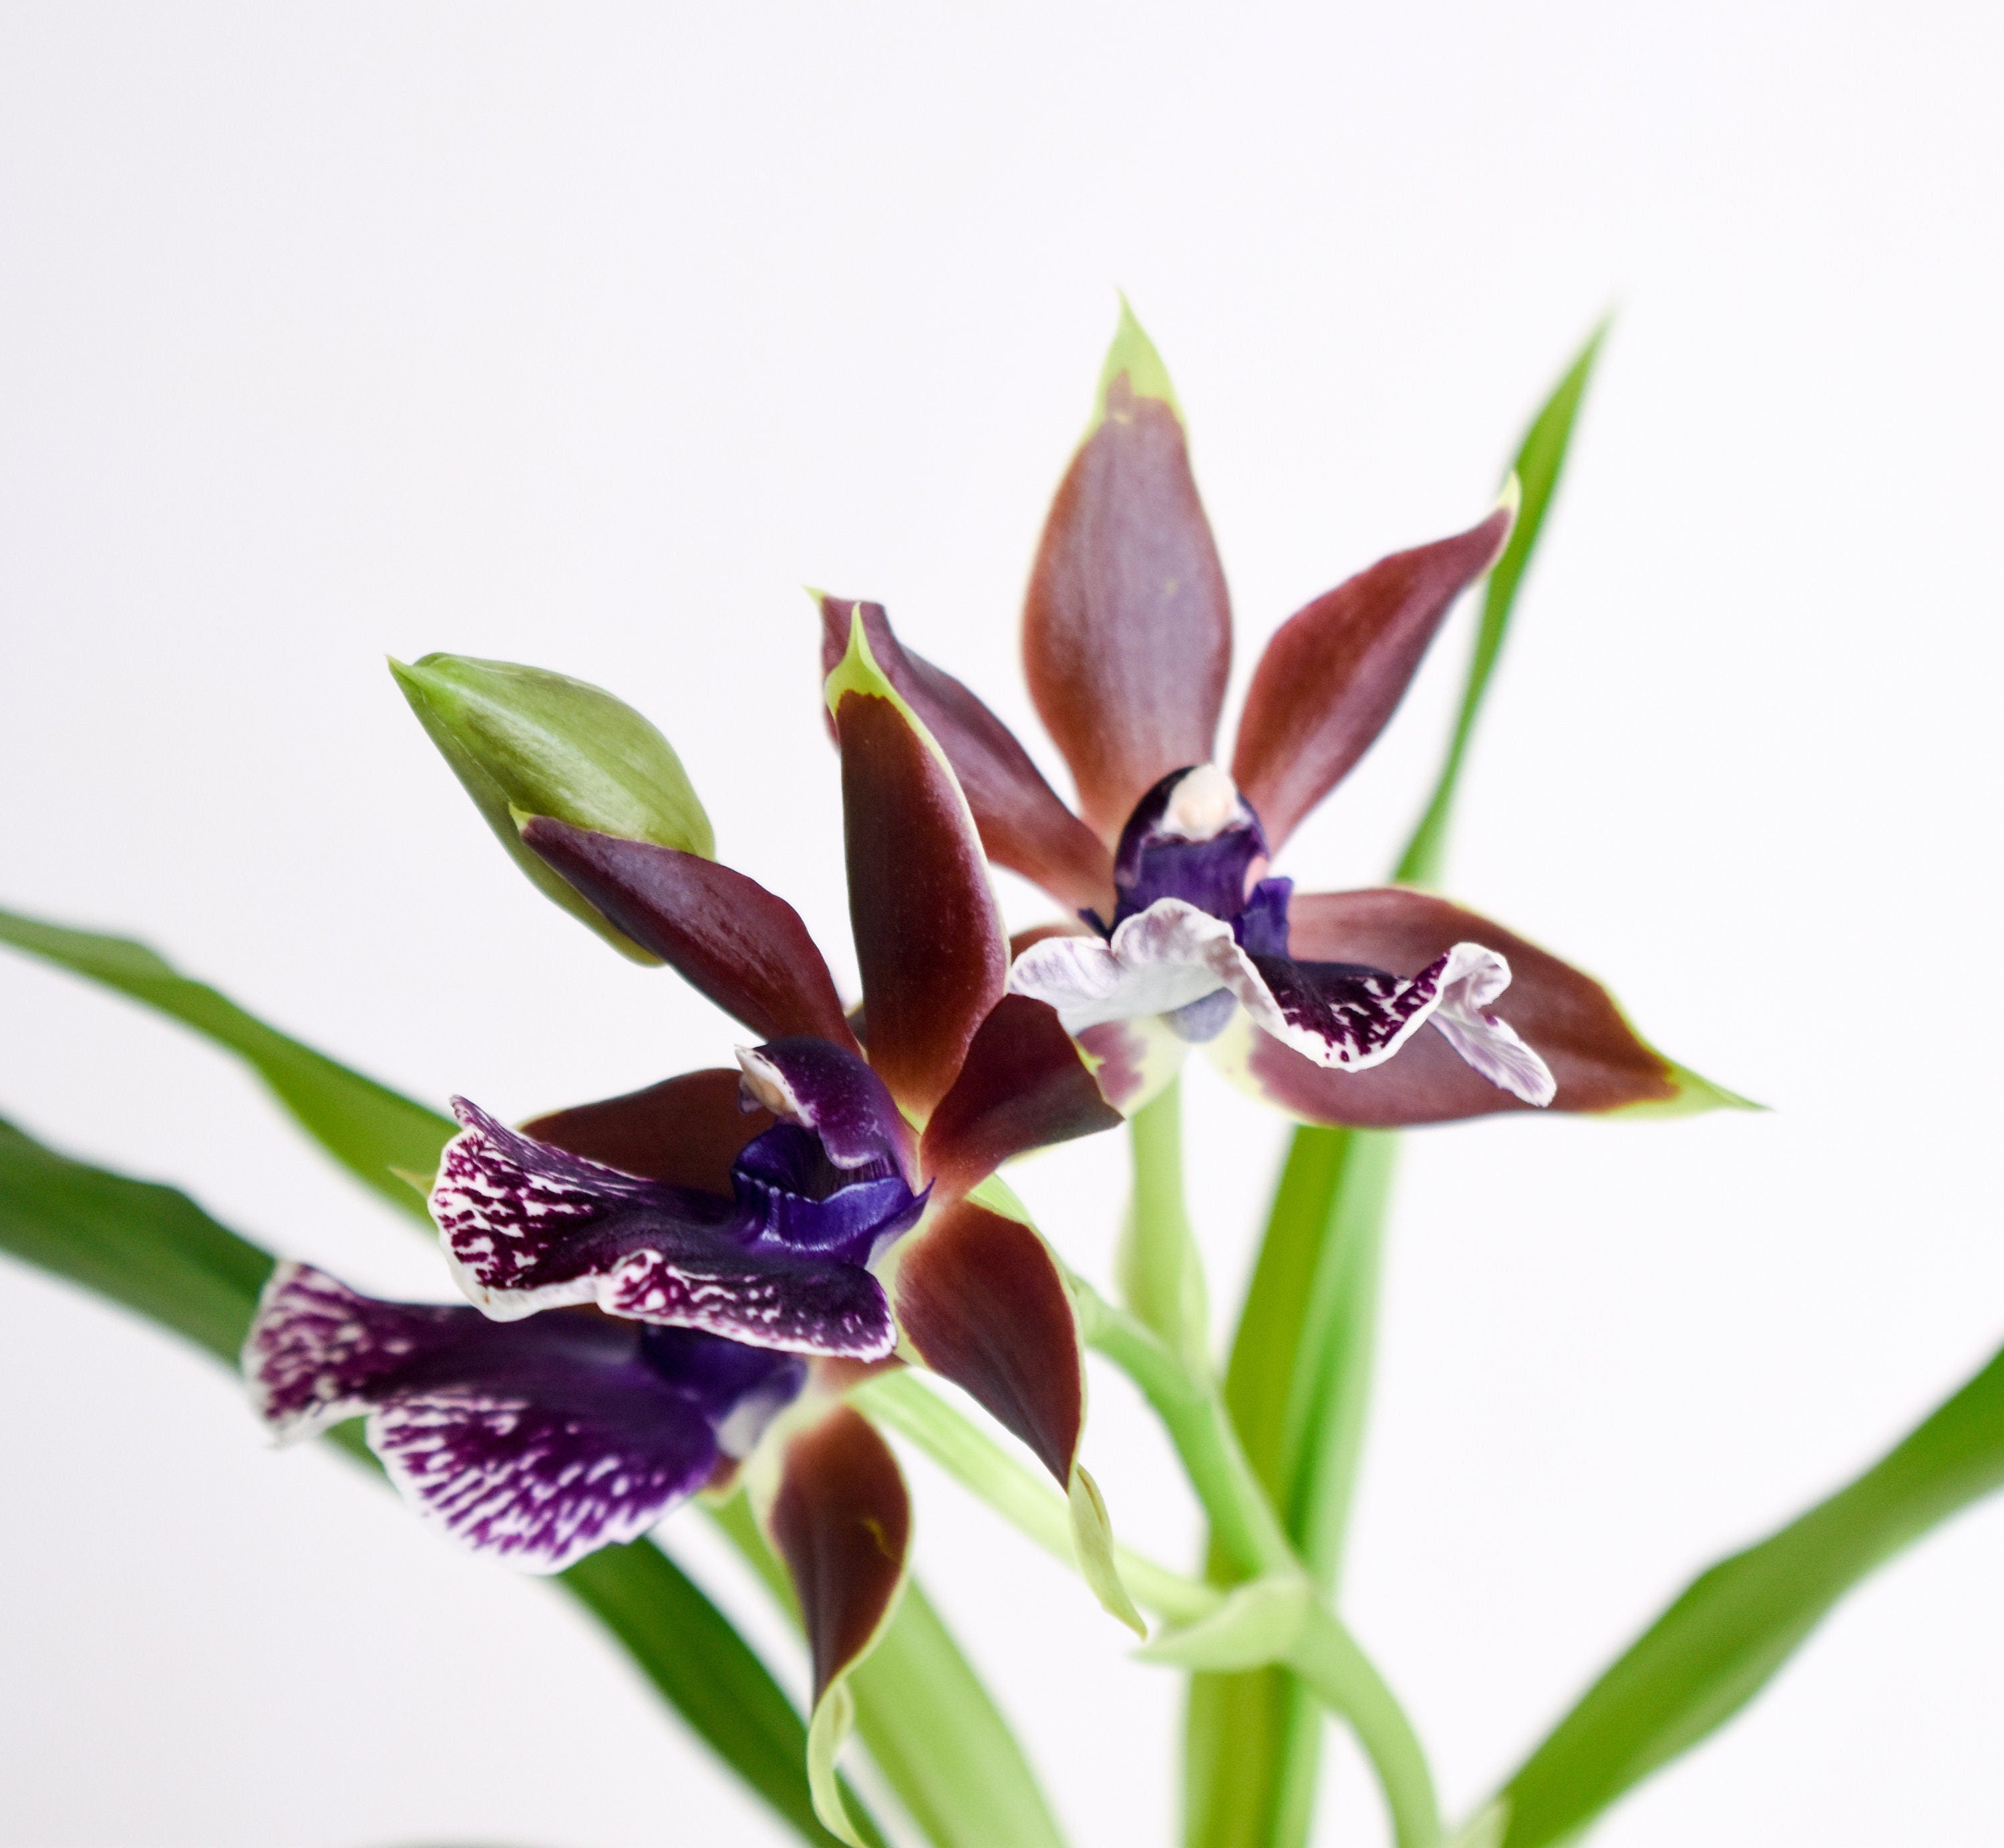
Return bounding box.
[390,653,713,961]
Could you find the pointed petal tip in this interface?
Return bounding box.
[1092,293,1181,431]
[1496,471,1523,522]
[823,605,892,714]
[1068,1464,1146,1637]
[1619,1059,1768,1119]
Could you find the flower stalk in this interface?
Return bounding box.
[1118,1078,1211,1372]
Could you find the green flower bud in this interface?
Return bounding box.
[390,653,714,961]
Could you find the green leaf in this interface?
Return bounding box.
[0,1113,882,1848]
[0,1113,275,1362]
[1395,319,1609,888]
[1494,1338,2004,1847]
[0,907,454,1221]
[391,653,713,962]
[709,1492,1072,1848]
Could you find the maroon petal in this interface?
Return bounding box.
[892,1197,1083,1484]
[918,995,1124,1195]
[1223,887,1693,1123]
[766,1402,912,1704]
[522,1068,773,1193]
[523,818,860,1056]
[820,597,1114,913]
[1023,361,1232,842]
[1232,504,1514,851]
[830,651,1008,1121]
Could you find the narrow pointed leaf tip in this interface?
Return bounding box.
[392,653,713,959]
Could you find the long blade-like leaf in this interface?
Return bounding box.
[0,905,1065,1846]
[1494,1339,2004,1847]
[1395,321,1607,888]
[0,908,454,1219]
[0,1112,881,1848]
[1188,329,1608,1848]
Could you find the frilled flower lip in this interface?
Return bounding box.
[432,1096,923,1360]
[245,1261,808,1573]
[1009,896,1555,1104]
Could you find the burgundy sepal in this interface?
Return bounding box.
[832,680,1007,1120]
[1232,505,1514,851]
[892,1197,1084,1485]
[919,996,1123,1197]
[1236,887,1681,1122]
[766,1402,912,1703]
[522,1068,773,1193]
[1023,372,1232,842]
[820,597,1114,913]
[522,818,860,1055]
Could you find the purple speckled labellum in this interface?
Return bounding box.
[245,1263,803,1574]
[521,818,862,1057]
[766,1403,912,1704]
[1231,502,1516,851]
[1219,887,1685,1123]
[522,1067,774,1191]
[830,653,1007,1124]
[432,1101,901,1357]
[820,596,1114,915]
[1023,358,1232,842]
[735,1036,916,1180]
[919,995,1123,1197]
[892,1196,1084,1485]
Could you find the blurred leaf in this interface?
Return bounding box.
[1395,319,1608,888]
[392,653,713,961]
[0,907,454,1219]
[709,1492,1071,1848]
[1496,1338,2004,1847]
[0,1113,882,1848]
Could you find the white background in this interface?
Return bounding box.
[3,5,2000,1844]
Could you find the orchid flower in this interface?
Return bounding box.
[243,621,1142,1837]
[818,306,1722,1125]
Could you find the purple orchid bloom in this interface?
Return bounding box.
[818,307,1722,1125]
[246,613,1124,1716]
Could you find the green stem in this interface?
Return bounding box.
[1072,1283,1440,1841]
[853,1370,1216,1625]
[1285,1607,1442,1848]
[1072,1278,1299,1584]
[1120,1078,1210,1368]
